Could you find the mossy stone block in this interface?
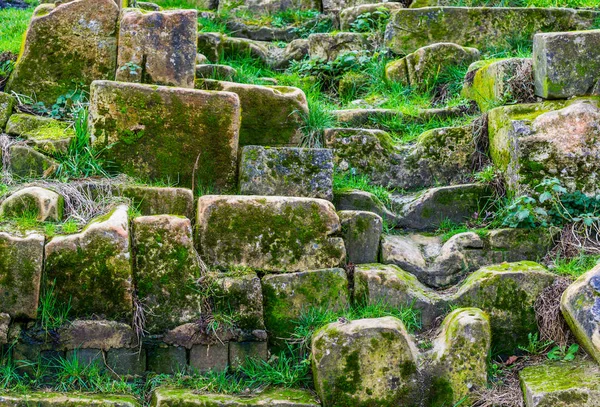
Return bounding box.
[189,343,228,373]
[106,348,147,377]
[119,185,194,220]
[6,0,119,106]
[210,271,265,331]
[117,9,197,88]
[8,145,57,179]
[311,317,420,407]
[196,196,345,272]
[0,186,63,222]
[0,233,44,319]
[147,345,187,375]
[262,268,349,347]
[89,80,240,190]
[229,341,268,369]
[133,215,204,333]
[0,92,15,131]
[44,205,133,321]
[6,114,73,155]
[339,211,382,264]
[0,392,140,407]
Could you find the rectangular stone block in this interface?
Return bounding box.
[106,348,146,376]
[0,92,15,130]
[65,348,104,367]
[116,9,197,88]
[0,393,140,407]
[339,211,382,264]
[0,233,44,319]
[211,271,265,331]
[147,345,187,374]
[189,343,228,373]
[239,146,334,201]
[118,185,194,220]
[384,7,600,55]
[533,30,600,99]
[196,196,345,272]
[152,388,319,407]
[229,342,268,369]
[89,80,241,191]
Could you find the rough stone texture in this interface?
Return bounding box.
[334,190,398,226]
[311,317,420,407]
[340,3,405,31]
[324,126,476,191]
[197,32,222,63]
[218,0,319,13]
[133,215,203,333]
[533,30,600,100]
[116,9,197,88]
[0,393,140,407]
[6,114,74,145]
[196,64,237,81]
[322,0,390,14]
[6,0,119,106]
[106,348,146,376]
[519,359,600,407]
[561,263,600,364]
[0,92,15,131]
[425,308,491,406]
[385,43,480,88]
[152,388,320,407]
[272,39,310,70]
[0,186,63,222]
[384,7,600,55]
[332,107,464,128]
[488,98,600,195]
[0,314,9,345]
[393,184,491,231]
[8,145,58,179]
[0,233,43,320]
[196,196,345,272]
[89,80,240,190]
[197,80,307,147]
[262,269,349,345]
[229,341,268,368]
[147,346,187,375]
[44,205,133,321]
[354,264,445,327]
[190,343,229,372]
[58,320,136,351]
[308,32,371,62]
[381,228,555,288]
[239,146,334,201]
[462,58,535,112]
[118,185,194,220]
[339,211,382,264]
[453,261,555,352]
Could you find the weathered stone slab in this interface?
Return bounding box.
[229,341,268,368]
[0,186,63,222]
[340,3,405,31]
[106,348,146,376]
[311,317,420,407]
[0,393,140,407]
[334,190,398,226]
[210,271,265,331]
[147,345,187,374]
[44,205,133,320]
[0,233,44,319]
[519,359,600,407]
[384,7,600,55]
[0,92,15,131]
[197,80,307,147]
[196,196,345,272]
[462,58,535,112]
[339,211,382,264]
[119,185,194,220]
[533,30,600,100]
[152,388,320,407]
[6,0,119,106]
[8,145,57,179]
[262,269,349,344]
[196,64,237,81]
[58,320,137,351]
[308,32,371,62]
[189,343,228,373]
[6,114,72,155]
[488,98,600,195]
[561,263,600,364]
[239,146,334,200]
[89,80,240,190]
[425,308,491,406]
[116,9,197,88]
[133,215,203,333]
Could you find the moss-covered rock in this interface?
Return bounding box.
[118,185,194,220]
[519,359,600,407]
[338,71,370,101]
[146,345,187,375]
[116,9,197,88]
[340,2,404,31]
[0,233,44,319]
[424,308,491,406]
[385,43,480,89]
[0,92,15,131]
[57,319,137,351]
[197,32,223,63]
[44,205,133,321]
[488,98,600,195]
[239,146,334,200]
[262,268,349,347]
[533,30,600,100]
[452,261,555,353]
[197,80,307,147]
[560,263,600,364]
[89,80,240,190]
[196,64,237,81]
[151,387,320,407]
[133,215,204,333]
[0,186,63,222]
[0,392,140,407]
[462,58,535,112]
[196,196,345,272]
[6,114,74,141]
[8,145,58,179]
[311,316,420,407]
[334,190,399,226]
[0,313,9,345]
[229,341,268,368]
[339,210,382,264]
[307,32,371,62]
[384,7,600,55]
[6,0,119,106]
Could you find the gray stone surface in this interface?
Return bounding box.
[339,210,382,264]
[190,343,229,373]
[147,346,187,374]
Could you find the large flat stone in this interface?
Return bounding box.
[6,0,119,105]
[89,80,240,190]
[196,196,345,272]
[0,393,140,407]
[151,388,320,407]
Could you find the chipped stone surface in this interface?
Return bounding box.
[0,186,63,222]
[339,210,382,264]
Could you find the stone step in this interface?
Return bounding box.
[0,393,140,407]
[151,388,320,407]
